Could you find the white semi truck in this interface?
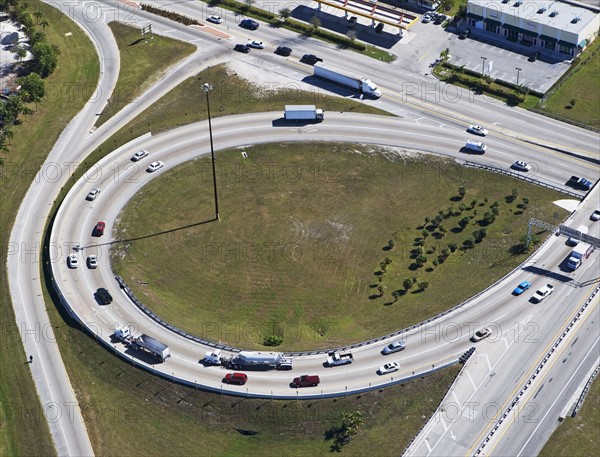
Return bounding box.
[114,326,171,362]
[223,351,293,370]
[284,105,324,122]
[203,349,222,365]
[567,243,594,270]
[314,63,382,98]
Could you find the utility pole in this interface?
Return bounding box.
[202,83,220,221]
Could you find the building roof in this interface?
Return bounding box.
[468,0,598,33]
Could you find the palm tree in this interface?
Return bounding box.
[40,19,49,30]
[33,10,43,24]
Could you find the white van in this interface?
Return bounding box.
[465,140,487,153]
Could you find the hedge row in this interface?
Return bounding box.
[140,3,201,26]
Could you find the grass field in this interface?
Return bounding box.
[112,145,568,350]
[0,1,100,455]
[94,22,196,127]
[539,374,600,457]
[538,39,600,129]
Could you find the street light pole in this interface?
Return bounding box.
[515,67,522,86]
[481,56,487,76]
[202,83,220,221]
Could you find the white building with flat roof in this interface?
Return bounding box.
[466,0,600,57]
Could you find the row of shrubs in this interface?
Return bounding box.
[140,4,201,26]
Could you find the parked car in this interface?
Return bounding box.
[528,51,540,62]
[422,13,433,23]
[467,125,488,136]
[87,255,98,269]
[247,40,264,49]
[67,253,78,269]
[381,340,406,355]
[224,372,248,385]
[93,221,106,237]
[95,287,113,305]
[146,161,164,173]
[234,44,250,53]
[240,19,259,30]
[291,375,320,387]
[377,362,399,375]
[275,46,292,56]
[207,15,223,24]
[300,54,323,65]
[131,149,149,161]
[86,188,101,201]
[590,209,600,221]
[511,161,531,172]
[512,281,531,295]
[471,327,492,342]
[433,14,446,24]
[458,29,471,39]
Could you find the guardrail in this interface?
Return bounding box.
[473,283,600,456]
[462,161,583,199]
[571,364,600,417]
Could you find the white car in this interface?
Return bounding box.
[381,340,406,355]
[147,161,164,173]
[467,125,488,136]
[590,209,600,221]
[86,188,100,201]
[470,327,492,342]
[131,150,149,161]
[247,40,265,49]
[67,253,78,269]
[377,361,399,375]
[511,160,531,172]
[87,255,98,269]
[207,15,223,24]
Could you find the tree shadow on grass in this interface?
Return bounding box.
[324,426,349,452]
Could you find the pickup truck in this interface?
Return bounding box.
[531,284,554,303]
[568,176,593,191]
[291,375,320,388]
[326,351,353,367]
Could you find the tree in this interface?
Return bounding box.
[463,237,475,249]
[387,239,395,250]
[278,7,291,19]
[432,259,439,268]
[13,45,27,63]
[310,15,321,31]
[458,186,466,199]
[19,73,45,103]
[458,216,470,229]
[377,285,384,297]
[346,30,356,44]
[31,41,60,77]
[384,257,393,265]
[403,278,413,291]
[448,242,458,252]
[33,10,43,24]
[392,290,400,302]
[39,18,49,30]
[439,225,447,237]
[418,281,429,291]
[470,199,477,208]
[342,411,364,443]
[416,255,427,267]
[422,229,430,239]
[263,335,283,346]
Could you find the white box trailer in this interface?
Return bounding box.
[113,326,170,362]
[314,63,382,98]
[284,105,324,122]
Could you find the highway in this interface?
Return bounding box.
[7,0,600,455]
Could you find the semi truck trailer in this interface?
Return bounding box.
[314,63,382,98]
[284,105,324,122]
[223,351,293,370]
[114,326,171,362]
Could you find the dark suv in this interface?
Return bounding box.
[234,44,250,53]
[300,54,323,65]
[95,288,113,305]
[240,19,259,30]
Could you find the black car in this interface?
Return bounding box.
[234,44,250,53]
[300,54,323,65]
[240,19,259,30]
[433,14,446,25]
[528,51,540,62]
[95,288,113,305]
[275,46,292,56]
[458,29,471,39]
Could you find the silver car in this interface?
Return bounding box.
[382,340,406,355]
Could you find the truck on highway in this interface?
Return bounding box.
[568,176,593,191]
[291,374,320,388]
[531,284,554,303]
[314,63,382,98]
[567,243,594,270]
[284,105,324,122]
[203,349,222,365]
[326,351,354,367]
[113,326,171,362]
[223,351,293,370]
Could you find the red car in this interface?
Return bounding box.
[94,221,106,237]
[224,372,248,385]
[291,375,320,388]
